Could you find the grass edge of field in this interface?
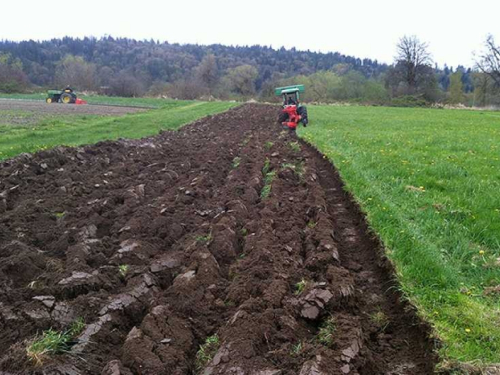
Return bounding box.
[298,105,500,371]
[0,100,239,161]
[0,93,187,108]
[299,135,498,372]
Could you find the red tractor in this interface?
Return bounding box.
[276,85,308,131]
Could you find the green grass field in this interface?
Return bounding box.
[0,100,237,160]
[0,93,177,108]
[300,105,500,366]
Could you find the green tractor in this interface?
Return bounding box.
[46,87,86,104]
[275,84,308,130]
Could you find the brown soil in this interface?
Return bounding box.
[0,104,437,374]
[0,99,146,121]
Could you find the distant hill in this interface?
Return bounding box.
[0,37,388,89]
[1,37,484,106]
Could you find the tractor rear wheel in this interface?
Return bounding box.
[298,106,308,126]
[278,110,289,124]
[60,93,74,104]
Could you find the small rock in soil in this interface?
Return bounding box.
[101,359,133,375]
[51,302,76,325]
[299,355,324,375]
[25,309,51,321]
[58,271,94,285]
[174,270,196,284]
[32,295,55,308]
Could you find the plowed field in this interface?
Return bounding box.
[0,104,436,374]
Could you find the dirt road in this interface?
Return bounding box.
[0,104,436,374]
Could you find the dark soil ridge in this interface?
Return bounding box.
[0,104,437,374]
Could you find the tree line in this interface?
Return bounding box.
[0,37,385,95]
[0,36,499,106]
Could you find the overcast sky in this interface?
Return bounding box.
[2,0,499,68]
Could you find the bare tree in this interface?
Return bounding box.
[109,71,145,97]
[476,35,500,87]
[0,53,29,93]
[167,79,207,100]
[394,35,433,92]
[195,54,219,93]
[55,55,99,91]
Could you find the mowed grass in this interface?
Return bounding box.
[0,100,237,160]
[0,92,177,108]
[299,105,500,365]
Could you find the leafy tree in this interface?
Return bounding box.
[472,72,490,106]
[332,63,351,76]
[448,71,465,104]
[275,70,387,103]
[224,65,258,96]
[259,71,287,102]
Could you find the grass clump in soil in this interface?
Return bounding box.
[288,141,301,152]
[294,279,308,295]
[262,157,271,175]
[317,317,336,347]
[260,172,276,199]
[307,220,317,228]
[118,264,130,278]
[195,334,220,370]
[290,341,303,356]
[261,158,276,199]
[281,161,305,178]
[68,317,85,336]
[27,280,43,290]
[27,317,85,365]
[232,156,241,169]
[371,309,390,331]
[300,104,500,363]
[196,233,213,244]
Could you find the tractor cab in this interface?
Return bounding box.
[275,85,309,130]
[275,85,304,107]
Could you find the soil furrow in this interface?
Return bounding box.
[0,104,436,374]
[299,142,437,374]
